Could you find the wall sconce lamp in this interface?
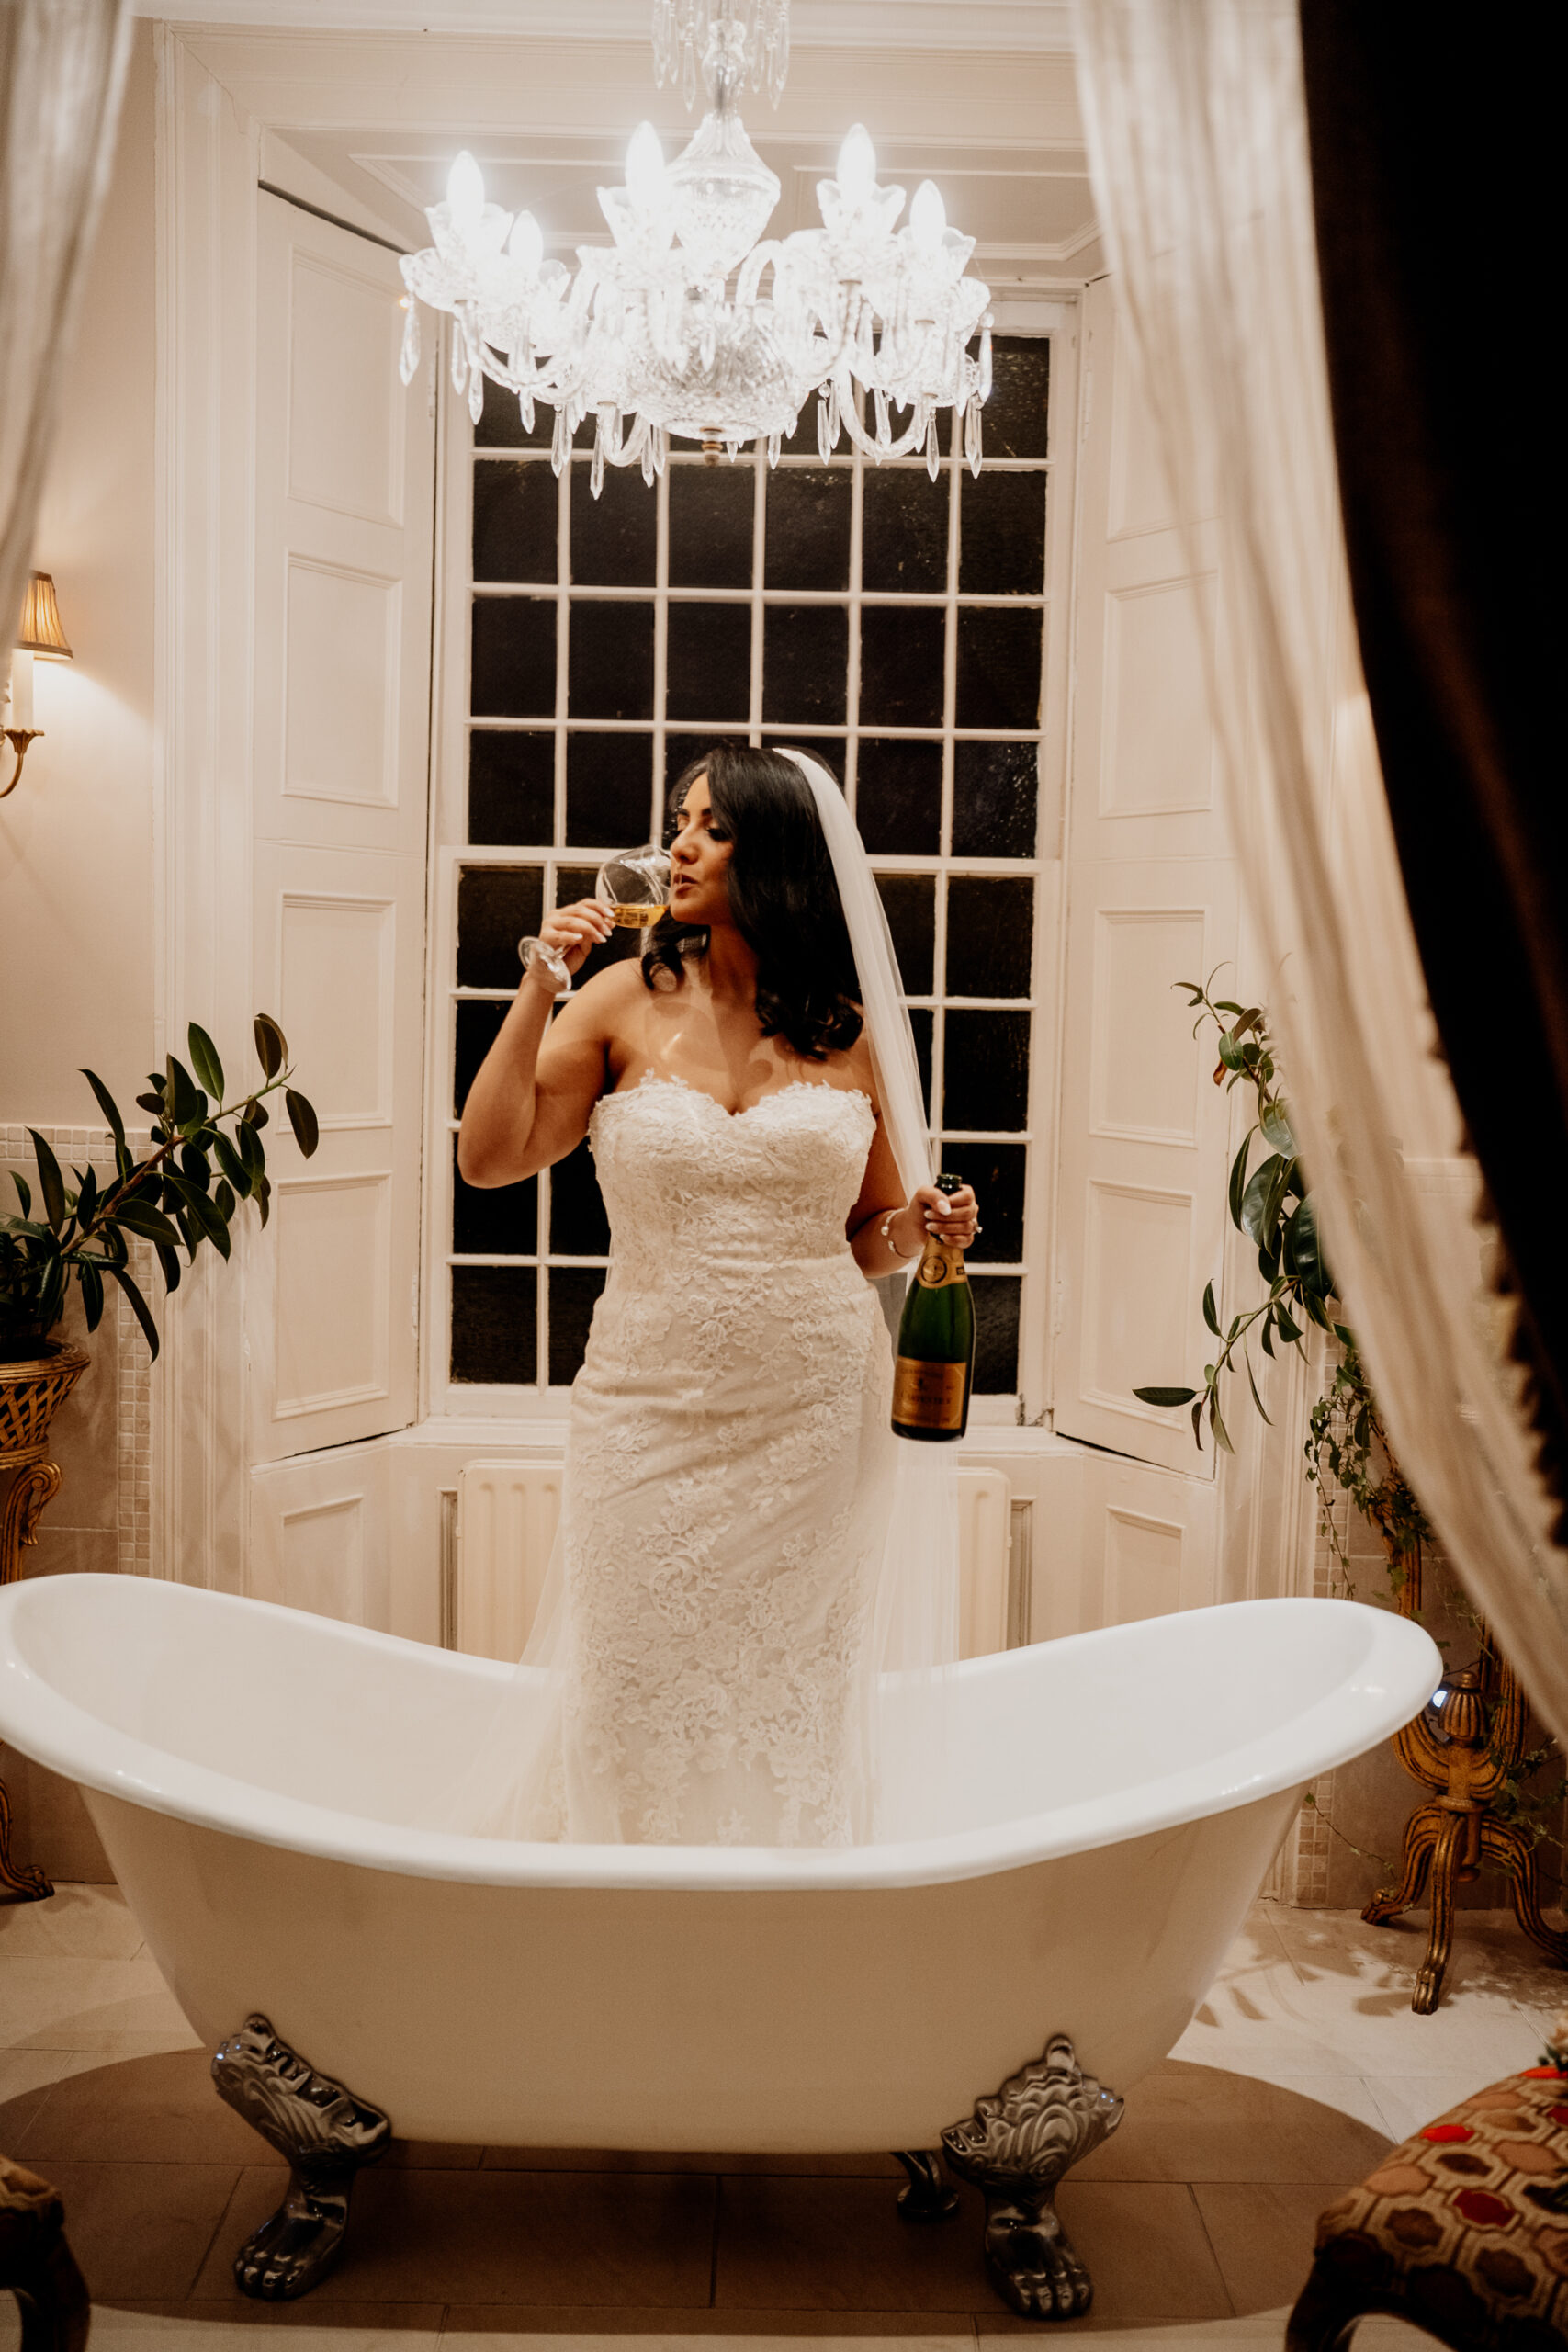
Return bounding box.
[3,573,73,799]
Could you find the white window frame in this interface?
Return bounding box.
[423,309,1080,1427]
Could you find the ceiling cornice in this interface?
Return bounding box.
[140,1,1077,51]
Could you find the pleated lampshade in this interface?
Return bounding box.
[16,573,72,659]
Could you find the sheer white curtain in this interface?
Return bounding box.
[1071,0,1568,1742]
[1,0,130,655]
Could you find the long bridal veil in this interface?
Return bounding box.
[433,747,963,1848]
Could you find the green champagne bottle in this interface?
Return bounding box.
[891,1172,975,1442]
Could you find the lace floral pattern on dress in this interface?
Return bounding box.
[551,1073,897,1848]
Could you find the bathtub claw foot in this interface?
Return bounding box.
[893,2151,959,2221]
[212,2015,391,2301]
[940,2033,1122,2321]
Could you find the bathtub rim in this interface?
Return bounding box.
[0,1575,1438,1895]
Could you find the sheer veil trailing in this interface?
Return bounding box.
[433,750,962,1847]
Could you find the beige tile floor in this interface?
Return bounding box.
[4,1885,1564,2347]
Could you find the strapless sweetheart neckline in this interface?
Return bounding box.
[599,1070,873,1124]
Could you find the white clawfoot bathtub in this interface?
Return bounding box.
[0,1574,1437,2153]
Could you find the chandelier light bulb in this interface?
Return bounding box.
[626,120,666,204]
[446,150,486,225]
[909,178,947,252]
[837,123,877,199]
[507,209,544,274]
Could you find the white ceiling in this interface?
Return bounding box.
[141,2,1077,50]
[163,6,1100,288]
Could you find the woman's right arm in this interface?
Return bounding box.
[457,899,624,1187]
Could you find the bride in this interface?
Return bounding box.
[457,743,978,1848]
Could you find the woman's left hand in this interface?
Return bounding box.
[906,1182,979,1251]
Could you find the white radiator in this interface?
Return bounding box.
[452,1458,1013,1663]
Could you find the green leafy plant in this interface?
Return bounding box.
[1133,974,1348,1453]
[0,1017,318,1364]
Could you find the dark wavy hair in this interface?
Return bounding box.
[643,743,863,1062]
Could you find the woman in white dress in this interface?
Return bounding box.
[457,744,978,1848]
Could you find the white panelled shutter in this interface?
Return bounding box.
[1054,278,1238,1531]
[249,192,435,1460]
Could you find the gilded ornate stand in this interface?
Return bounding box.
[0,1345,89,1903]
[1362,1527,1568,2011]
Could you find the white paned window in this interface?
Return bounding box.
[433,339,1062,1415]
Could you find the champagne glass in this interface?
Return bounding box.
[596,845,670,930]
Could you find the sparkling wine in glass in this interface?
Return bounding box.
[596,845,670,930]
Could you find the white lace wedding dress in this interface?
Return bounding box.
[491,1069,900,1849]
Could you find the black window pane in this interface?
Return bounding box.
[971,1275,1021,1393]
[570,464,657,586]
[954,608,1042,731]
[959,471,1046,596]
[469,730,554,845]
[669,464,754,588]
[452,1265,536,1385]
[567,734,654,847]
[555,864,641,987]
[946,876,1034,999]
[855,738,942,855]
[859,606,945,729]
[940,1142,1025,1263]
[549,1137,612,1256]
[943,1011,1031,1130]
[455,998,506,1114]
[568,600,655,720]
[549,1267,608,1385]
[953,741,1038,859]
[876,875,934,997]
[473,461,557,583]
[668,603,752,723]
[862,467,948,594]
[453,1138,536,1256]
[980,338,1051,460]
[762,605,847,724]
[908,1007,933,1124]
[764,469,852,591]
[475,374,548,451]
[471,597,556,718]
[457,866,541,989]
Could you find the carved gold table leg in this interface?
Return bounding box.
[0,1347,90,1906]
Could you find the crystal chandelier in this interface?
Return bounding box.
[397,0,994,492]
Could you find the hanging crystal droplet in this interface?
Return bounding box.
[520,390,536,434]
[450,328,468,399]
[591,432,606,499]
[398,300,421,386]
[766,432,782,469]
[965,394,983,475]
[641,430,656,487]
[925,410,941,481]
[655,428,669,477]
[468,366,485,425]
[817,392,831,464]
[551,405,570,477]
[978,322,993,404]
[681,40,697,107]
[826,379,840,448]
[874,386,891,452]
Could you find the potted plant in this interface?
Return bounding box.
[1,1014,316,1369]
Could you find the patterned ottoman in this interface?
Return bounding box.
[1286,2055,1568,2351]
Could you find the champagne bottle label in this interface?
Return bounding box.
[892,1356,967,1430]
[914,1240,967,1290]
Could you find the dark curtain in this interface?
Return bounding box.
[1299,6,1566,1532]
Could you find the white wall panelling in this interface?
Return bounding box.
[1053,277,1237,1503]
[249,191,435,1461]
